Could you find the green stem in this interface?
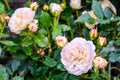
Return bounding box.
[76,10,79,17]
[67,20,73,39]
[109,62,111,80]
[4,0,10,10]
[111,67,120,72]
[76,10,82,37]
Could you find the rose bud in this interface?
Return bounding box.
[93,56,108,69]
[30,2,39,11]
[37,48,45,56]
[60,2,66,9]
[55,36,67,48]
[4,16,10,22]
[43,4,49,11]
[89,28,98,39]
[28,22,38,32]
[50,3,63,17]
[99,37,107,46]
[70,0,82,9]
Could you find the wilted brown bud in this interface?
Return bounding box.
[37,48,45,55]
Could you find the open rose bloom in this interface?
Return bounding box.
[61,37,96,75]
[8,8,35,34]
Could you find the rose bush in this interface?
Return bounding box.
[0,0,120,80]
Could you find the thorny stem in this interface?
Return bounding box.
[4,0,10,10]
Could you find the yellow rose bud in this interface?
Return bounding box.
[37,48,45,56]
[4,16,10,22]
[30,2,39,11]
[94,56,108,69]
[28,22,38,32]
[60,2,66,9]
[99,37,107,46]
[56,36,67,48]
[43,4,49,11]
[89,28,98,39]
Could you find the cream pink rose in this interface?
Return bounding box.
[70,0,82,9]
[55,36,67,48]
[61,37,96,75]
[93,56,108,68]
[8,7,35,34]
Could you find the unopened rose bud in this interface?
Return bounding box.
[50,3,63,17]
[56,36,67,48]
[43,4,49,11]
[99,37,107,46]
[30,2,39,11]
[89,28,98,39]
[70,0,82,9]
[60,2,66,9]
[94,56,108,68]
[28,22,38,32]
[4,16,10,22]
[37,48,45,55]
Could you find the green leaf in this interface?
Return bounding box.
[115,40,120,46]
[57,63,65,71]
[58,24,71,31]
[0,40,16,46]
[0,65,9,80]
[23,47,32,56]
[12,76,24,80]
[109,52,120,62]
[45,57,57,67]
[0,46,2,56]
[0,2,5,13]
[40,12,51,28]
[98,19,110,24]
[82,29,90,40]
[100,41,114,58]
[22,37,33,47]
[75,13,95,24]
[34,34,49,47]
[92,1,104,19]
[52,27,62,40]
[67,74,79,80]
[5,59,21,75]
[103,7,112,19]
[38,28,48,35]
[6,46,19,53]
[75,13,89,22]
[48,0,60,4]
